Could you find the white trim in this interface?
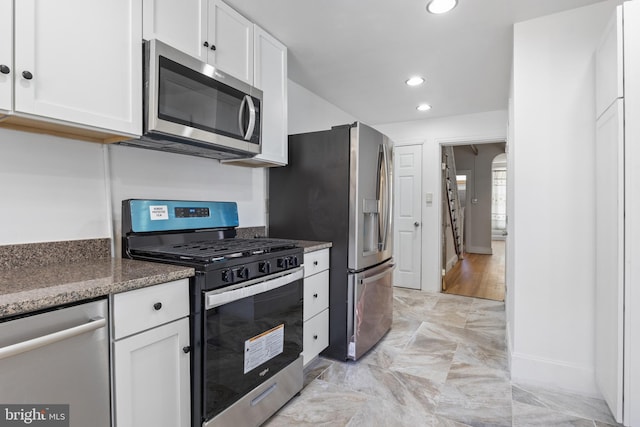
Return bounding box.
[446,254,458,271]
[392,138,426,147]
[511,351,600,398]
[103,145,115,257]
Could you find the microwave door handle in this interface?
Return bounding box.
[238,95,256,141]
[244,96,256,141]
[238,95,248,137]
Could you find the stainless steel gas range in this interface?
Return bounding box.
[122,199,304,427]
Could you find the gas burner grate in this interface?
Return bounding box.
[131,238,297,263]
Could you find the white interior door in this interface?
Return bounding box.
[393,144,422,289]
[595,98,624,423]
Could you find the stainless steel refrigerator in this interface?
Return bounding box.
[268,122,394,361]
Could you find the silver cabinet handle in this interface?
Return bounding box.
[0,317,106,361]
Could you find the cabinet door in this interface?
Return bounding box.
[0,0,12,112]
[595,99,624,423]
[143,0,207,62]
[207,0,253,84]
[14,0,142,135]
[624,3,640,425]
[253,26,288,165]
[304,269,329,321]
[596,6,623,119]
[303,309,329,367]
[113,318,191,427]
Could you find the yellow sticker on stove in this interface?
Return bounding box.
[244,324,284,374]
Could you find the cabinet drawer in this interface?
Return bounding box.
[303,270,329,321]
[112,279,189,340]
[303,248,329,278]
[303,308,329,367]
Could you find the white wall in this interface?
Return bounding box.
[288,79,357,134]
[0,128,111,244]
[108,144,267,256]
[0,79,357,249]
[510,0,617,396]
[376,110,508,292]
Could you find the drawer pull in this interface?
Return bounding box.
[153,302,162,311]
[183,346,191,354]
[313,334,318,340]
[313,261,318,266]
[313,293,318,298]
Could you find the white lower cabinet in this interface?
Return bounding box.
[303,308,329,366]
[302,248,330,366]
[111,279,191,427]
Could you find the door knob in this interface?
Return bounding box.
[414,222,420,227]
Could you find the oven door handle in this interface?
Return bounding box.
[205,267,304,309]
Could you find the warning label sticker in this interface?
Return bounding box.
[149,205,169,220]
[244,324,284,374]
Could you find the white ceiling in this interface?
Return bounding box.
[224,0,606,125]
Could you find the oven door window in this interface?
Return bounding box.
[203,280,302,420]
[157,56,260,144]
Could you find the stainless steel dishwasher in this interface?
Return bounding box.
[0,299,111,427]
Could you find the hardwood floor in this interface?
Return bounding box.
[443,240,505,301]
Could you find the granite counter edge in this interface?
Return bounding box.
[0,261,194,319]
[298,241,333,253]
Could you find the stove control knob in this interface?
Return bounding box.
[221,269,232,282]
[236,266,249,279]
[259,261,271,274]
[277,258,288,269]
[290,256,299,267]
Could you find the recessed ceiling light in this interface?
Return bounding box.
[406,76,425,86]
[426,0,458,14]
[417,104,432,111]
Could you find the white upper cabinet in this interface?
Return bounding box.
[596,5,623,119]
[253,26,288,165]
[143,0,208,62]
[143,0,254,84]
[11,0,142,136]
[0,0,12,113]
[226,25,288,167]
[207,0,253,84]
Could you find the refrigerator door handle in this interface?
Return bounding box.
[385,144,393,251]
[378,144,391,252]
[360,263,396,284]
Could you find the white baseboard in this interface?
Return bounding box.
[510,351,600,398]
[446,254,458,271]
[465,245,493,255]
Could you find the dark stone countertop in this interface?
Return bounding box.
[0,234,326,319]
[296,240,332,253]
[0,258,194,319]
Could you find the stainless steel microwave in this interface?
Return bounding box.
[122,39,262,160]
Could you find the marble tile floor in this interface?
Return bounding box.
[264,288,621,427]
